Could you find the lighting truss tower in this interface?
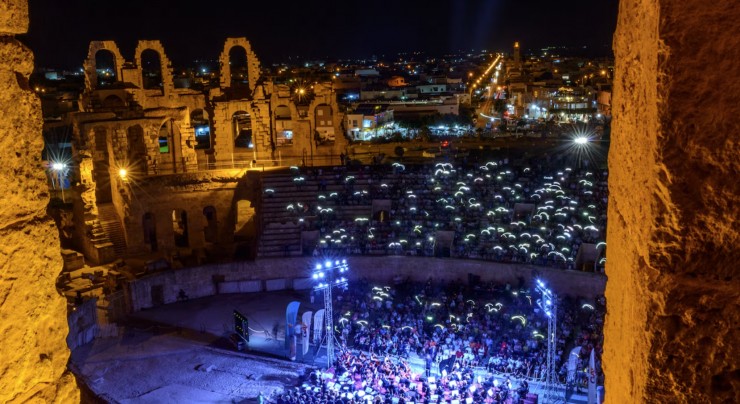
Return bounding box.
[312,259,349,367]
[536,278,560,403]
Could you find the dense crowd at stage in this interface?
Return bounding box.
[287,156,607,271]
[272,278,604,403]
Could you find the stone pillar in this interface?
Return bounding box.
[606,0,739,402]
[0,0,79,401]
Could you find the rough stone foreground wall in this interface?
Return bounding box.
[0,0,79,402]
[606,0,739,402]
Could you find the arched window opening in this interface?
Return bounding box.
[158,121,171,153]
[102,95,125,109]
[143,212,157,251]
[141,49,163,91]
[172,209,189,248]
[203,206,217,243]
[233,111,252,149]
[228,46,249,88]
[94,50,117,87]
[191,109,210,149]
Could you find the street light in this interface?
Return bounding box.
[312,258,349,367]
[574,136,589,145]
[50,162,67,203]
[118,168,128,179]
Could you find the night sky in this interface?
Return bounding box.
[25,0,618,68]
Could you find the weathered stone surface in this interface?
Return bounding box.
[0,1,79,401]
[0,0,28,35]
[606,0,740,402]
[0,37,34,75]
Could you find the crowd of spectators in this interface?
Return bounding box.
[280,156,607,272]
[272,278,605,403]
[275,356,531,404]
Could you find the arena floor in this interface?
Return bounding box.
[71,288,596,403]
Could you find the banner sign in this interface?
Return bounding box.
[302,311,313,356]
[567,346,582,383]
[313,309,325,344]
[588,348,597,404]
[286,301,300,352]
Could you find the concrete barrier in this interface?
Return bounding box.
[127,257,606,311]
[220,280,262,294]
[292,277,313,290]
[265,278,288,291]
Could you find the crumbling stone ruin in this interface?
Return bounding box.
[0,0,737,402]
[60,38,347,265]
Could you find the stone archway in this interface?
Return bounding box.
[232,111,252,149]
[191,108,211,149]
[83,40,126,90]
[102,94,125,108]
[172,209,189,248]
[134,40,174,95]
[93,50,118,87]
[218,37,261,93]
[139,49,163,91]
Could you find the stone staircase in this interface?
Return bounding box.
[84,217,116,265]
[97,203,127,257]
[257,170,374,258]
[258,222,303,258]
[258,173,304,258]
